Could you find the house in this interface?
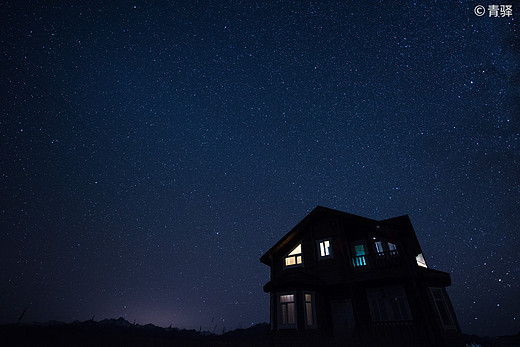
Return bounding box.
[260,206,463,346]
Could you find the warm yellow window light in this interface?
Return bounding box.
[288,244,301,256]
[285,244,302,267]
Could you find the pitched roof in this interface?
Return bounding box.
[260,206,409,265]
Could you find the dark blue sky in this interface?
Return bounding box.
[1,0,518,336]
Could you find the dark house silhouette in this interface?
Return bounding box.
[260,206,462,346]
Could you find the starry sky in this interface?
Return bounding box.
[1,0,519,337]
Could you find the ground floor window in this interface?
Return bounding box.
[430,287,456,329]
[278,293,297,329]
[304,292,316,328]
[367,286,412,322]
[276,291,317,330]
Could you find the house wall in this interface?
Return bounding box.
[264,209,461,345]
[270,215,349,284]
[270,214,407,286]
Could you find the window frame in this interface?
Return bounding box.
[416,253,428,268]
[277,292,297,329]
[351,240,368,267]
[317,238,333,260]
[371,237,398,255]
[284,243,304,269]
[367,286,412,322]
[303,292,317,329]
[375,240,384,253]
[429,287,456,330]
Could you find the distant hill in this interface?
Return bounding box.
[0,318,271,347]
[1,319,519,347]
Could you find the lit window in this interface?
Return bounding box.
[416,253,428,268]
[375,241,384,253]
[430,288,455,329]
[374,240,397,254]
[285,244,303,267]
[352,243,367,267]
[318,239,332,258]
[367,287,412,322]
[278,294,296,328]
[304,293,316,328]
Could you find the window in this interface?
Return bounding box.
[278,293,297,329]
[416,253,428,268]
[285,244,303,267]
[374,240,397,254]
[317,239,333,259]
[367,287,412,322]
[430,288,455,329]
[352,242,367,267]
[375,241,384,253]
[304,293,316,328]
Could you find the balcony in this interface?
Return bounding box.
[351,250,403,271]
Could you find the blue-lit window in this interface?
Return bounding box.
[352,243,367,267]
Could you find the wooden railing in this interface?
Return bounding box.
[351,250,403,270]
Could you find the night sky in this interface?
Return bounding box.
[1,0,519,337]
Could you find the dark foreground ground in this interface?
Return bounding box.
[2,318,519,347]
[2,318,268,347]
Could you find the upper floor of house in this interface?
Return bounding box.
[260,206,436,287]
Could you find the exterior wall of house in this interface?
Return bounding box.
[270,216,346,284]
[262,208,462,346]
[271,214,409,285]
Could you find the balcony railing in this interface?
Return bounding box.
[351,250,403,270]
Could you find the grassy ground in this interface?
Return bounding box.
[2,322,519,347]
